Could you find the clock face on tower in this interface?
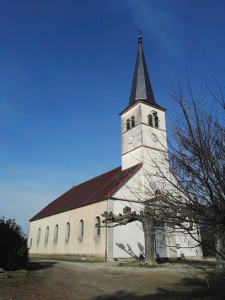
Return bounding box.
[151,133,158,142]
[128,135,134,144]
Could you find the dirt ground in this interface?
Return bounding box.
[0,258,225,300]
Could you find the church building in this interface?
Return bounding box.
[28,36,202,261]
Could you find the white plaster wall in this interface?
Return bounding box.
[155,227,168,258]
[112,198,145,259]
[111,168,145,259]
[175,226,203,258]
[28,200,107,258]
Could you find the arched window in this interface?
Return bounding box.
[37,228,41,246]
[131,116,135,127]
[79,220,84,237]
[94,217,101,236]
[45,226,49,246]
[154,113,159,128]
[54,225,58,242]
[148,114,153,127]
[126,119,130,130]
[30,238,32,249]
[65,222,70,241]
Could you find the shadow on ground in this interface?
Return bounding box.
[157,258,216,270]
[94,273,225,300]
[27,260,58,271]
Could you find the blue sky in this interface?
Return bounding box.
[1,0,225,234]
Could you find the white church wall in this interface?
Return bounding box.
[112,197,145,259]
[113,220,145,259]
[111,169,145,259]
[122,147,143,171]
[28,200,107,260]
[174,226,203,258]
[155,227,168,258]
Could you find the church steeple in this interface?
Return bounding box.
[121,35,167,170]
[129,36,161,109]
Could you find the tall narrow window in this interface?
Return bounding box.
[126,119,130,130]
[45,226,49,246]
[65,222,70,242]
[54,225,59,242]
[37,228,41,246]
[154,113,159,128]
[94,217,101,236]
[131,116,135,127]
[79,220,84,237]
[30,238,32,249]
[148,114,153,126]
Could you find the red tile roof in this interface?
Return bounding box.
[30,164,142,221]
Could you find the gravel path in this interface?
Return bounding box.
[1,258,224,300]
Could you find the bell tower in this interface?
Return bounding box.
[121,36,168,171]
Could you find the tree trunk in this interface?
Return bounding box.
[142,216,157,266]
[216,228,225,271]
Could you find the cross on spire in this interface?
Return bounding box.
[138,27,142,36]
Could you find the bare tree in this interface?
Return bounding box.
[101,74,224,269]
[167,74,225,269]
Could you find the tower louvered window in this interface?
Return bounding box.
[148,114,153,126]
[126,119,130,130]
[154,115,159,128]
[131,116,135,127]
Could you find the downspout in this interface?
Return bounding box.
[105,197,109,262]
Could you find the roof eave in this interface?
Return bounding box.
[119,100,166,116]
[29,196,107,222]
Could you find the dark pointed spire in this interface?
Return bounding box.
[129,36,161,108]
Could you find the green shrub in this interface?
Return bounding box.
[0,217,28,270]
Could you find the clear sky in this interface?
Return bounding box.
[1,0,225,234]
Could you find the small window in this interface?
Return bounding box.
[94,217,101,236]
[148,114,153,126]
[154,113,159,128]
[126,119,130,130]
[65,222,70,241]
[54,225,58,242]
[79,220,84,237]
[30,238,32,249]
[131,116,135,127]
[45,226,49,246]
[37,228,41,246]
